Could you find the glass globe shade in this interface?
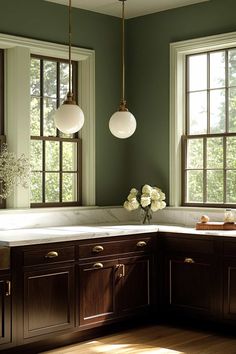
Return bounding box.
[54,103,84,134]
[109,110,136,139]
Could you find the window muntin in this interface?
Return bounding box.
[30,55,81,207]
[184,48,236,206]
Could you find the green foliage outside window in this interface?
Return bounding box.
[185,49,236,205]
[30,57,80,205]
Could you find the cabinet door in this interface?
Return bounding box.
[0,277,11,345]
[24,265,75,338]
[79,260,117,327]
[164,254,213,317]
[117,256,150,316]
[223,259,236,321]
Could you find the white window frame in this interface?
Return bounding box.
[0,33,95,208]
[170,31,236,207]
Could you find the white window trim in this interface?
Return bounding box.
[0,33,95,208]
[170,31,236,207]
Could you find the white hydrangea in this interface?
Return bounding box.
[141,195,151,208]
[123,184,166,222]
[142,184,152,195]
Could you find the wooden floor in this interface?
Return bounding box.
[41,324,236,354]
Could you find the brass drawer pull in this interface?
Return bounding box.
[93,262,104,269]
[184,257,195,264]
[45,251,59,259]
[116,264,125,278]
[137,241,147,248]
[92,245,104,253]
[5,280,11,296]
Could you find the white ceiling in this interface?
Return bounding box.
[45,0,210,19]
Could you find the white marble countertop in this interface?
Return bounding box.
[0,224,159,247]
[0,223,236,247]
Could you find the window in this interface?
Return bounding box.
[30,55,82,207]
[183,49,236,206]
[170,32,236,208]
[0,33,94,209]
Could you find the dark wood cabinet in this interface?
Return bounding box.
[0,275,11,345]
[117,255,150,315]
[164,254,214,317]
[79,259,117,326]
[78,236,153,328]
[8,230,236,353]
[223,259,236,321]
[23,265,75,338]
[161,234,217,319]
[222,240,236,321]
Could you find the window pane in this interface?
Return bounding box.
[188,92,207,134]
[60,62,69,100]
[43,98,57,136]
[62,142,77,171]
[227,136,236,168]
[229,49,236,87]
[45,141,59,171]
[45,173,59,202]
[31,140,42,171]
[30,97,40,136]
[229,87,236,132]
[207,137,223,169]
[187,139,203,169]
[210,89,225,133]
[210,51,225,89]
[226,170,236,203]
[62,173,77,202]
[31,172,42,203]
[207,170,223,203]
[188,54,207,91]
[30,58,40,96]
[44,61,57,98]
[186,170,203,203]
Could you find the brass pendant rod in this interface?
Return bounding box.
[121,0,125,105]
[68,0,72,96]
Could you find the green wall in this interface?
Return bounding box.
[0,0,128,206]
[126,0,236,204]
[1,0,236,206]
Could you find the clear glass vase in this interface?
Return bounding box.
[140,207,152,224]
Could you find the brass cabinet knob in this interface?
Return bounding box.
[184,257,195,264]
[92,245,104,253]
[45,251,59,259]
[137,241,147,248]
[93,262,104,269]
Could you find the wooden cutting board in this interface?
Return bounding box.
[196,222,236,230]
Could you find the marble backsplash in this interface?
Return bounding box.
[0,206,229,230]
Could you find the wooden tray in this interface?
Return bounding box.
[196,222,236,230]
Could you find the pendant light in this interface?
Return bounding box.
[54,0,84,134]
[109,0,136,139]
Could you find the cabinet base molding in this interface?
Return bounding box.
[2,316,152,354]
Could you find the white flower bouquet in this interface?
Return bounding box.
[0,144,30,199]
[123,184,166,224]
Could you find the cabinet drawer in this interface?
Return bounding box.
[224,241,236,257]
[0,248,10,270]
[78,236,153,259]
[24,246,75,266]
[163,236,213,255]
